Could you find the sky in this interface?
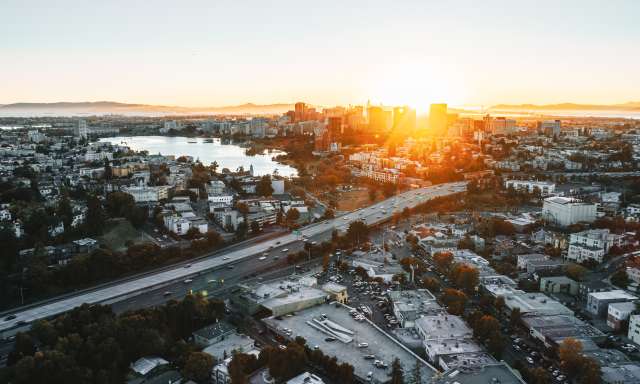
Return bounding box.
[1,0,640,110]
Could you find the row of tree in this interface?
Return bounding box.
[3,295,225,384]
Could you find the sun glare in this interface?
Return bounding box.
[366,63,467,112]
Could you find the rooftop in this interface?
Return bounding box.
[414,314,473,340]
[433,362,526,384]
[504,292,573,316]
[601,363,640,384]
[263,303,436,383]
[589,290,637,301]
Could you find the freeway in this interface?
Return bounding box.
[0,181,466,337]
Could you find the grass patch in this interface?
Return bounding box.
[99,218,147,251]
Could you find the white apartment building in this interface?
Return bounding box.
[84,151,113,162]
[207,180,226,195]
[542,196,597,227]
[208,194,234,206]
[628,315,640,345]
[123,185,170,203]
[567,229,623,263]
[505,180,556,196]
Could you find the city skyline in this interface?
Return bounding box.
[2,0,640,109]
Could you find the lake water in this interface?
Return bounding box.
[99,136,297,177]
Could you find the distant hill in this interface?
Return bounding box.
[0,101,296,115]
[490,102,640,111]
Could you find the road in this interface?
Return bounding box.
[0,181,466,337]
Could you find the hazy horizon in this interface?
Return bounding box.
[2,0,639,110]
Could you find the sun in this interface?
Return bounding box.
[365,63,467,112]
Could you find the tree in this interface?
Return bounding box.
[285,208,300,227]
[441,288,468,315]
[566,263,588,281]
[346,220,369,245]
[368,187,377,202]
[0,223,19,273]
[56,195,74,230]
[611,269,629,288]
[390,357,404,384]
[256,175,274,197]
[449,263,479,294]
[421,277,440,292]
[183,351,214,382]
[250,220,261,234]
[509,307,522,329]
[433,251,454,272]
[321,208,335,220]
[322,254,330,271]
[559,338,584,379]
[411,361,422,384]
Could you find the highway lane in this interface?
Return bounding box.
[0,181,466,336]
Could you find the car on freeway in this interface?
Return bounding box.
[183,279,193,284]
[184,264,191,268]
[282,248,289,252]
[258,256,267,261]
[163,291,172,296]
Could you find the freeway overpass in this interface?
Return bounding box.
[0,181,466,337]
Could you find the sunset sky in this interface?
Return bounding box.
[2,0,639,109]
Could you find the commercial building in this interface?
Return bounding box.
[540,276,579,296]
[321,282,348,304]
[429,104,448,136]
[193,322,235,347]
[587,290,637,317]
[263,303,436,383]
[388,289,439,328]
[542,196,597,227]
[522,315,604,348]
[502,292,573,317]
[433,362,526,384]
[505,179,556,196]
[231,276,327,317]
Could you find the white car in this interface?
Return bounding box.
[183,279,193,284]
[282,248,289,252]
[258,256,267,261]
[358,342,369,348]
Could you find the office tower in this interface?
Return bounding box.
[537,120,562,137]
[489,117,516,135]
[368,106,387,132]
[75,119,88,139]
[429,104,448,136]
[393,106,417,132]
[327,116,343,136]
[294,102,307,122]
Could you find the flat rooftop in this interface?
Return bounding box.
[504,292,573,316]
[433,362,526,384]
[589,290,637,301]
[263,303,436,383]
[414,314,473,340]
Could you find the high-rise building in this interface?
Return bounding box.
[294,102,307,122]
[489,117,516,135]
[428,104,448,136]
[537,120,562,137]
[75,119,88,139]
[368,106,388,132]
[392,106,416,132]
[327,116,343,136]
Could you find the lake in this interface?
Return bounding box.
[99,136,297,177]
